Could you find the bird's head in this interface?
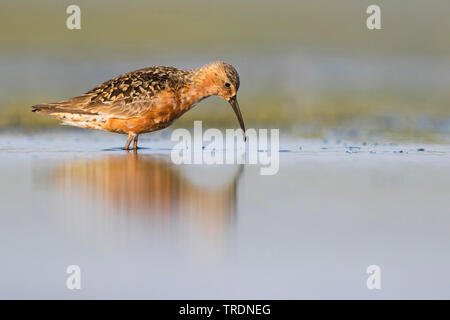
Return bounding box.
[199,62,245,137]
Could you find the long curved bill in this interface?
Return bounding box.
[228,95,246,141]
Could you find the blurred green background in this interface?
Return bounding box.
[1,0,450,141]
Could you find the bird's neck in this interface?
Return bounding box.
[178,67,219,110]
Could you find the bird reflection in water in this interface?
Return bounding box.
[52,152,243,240]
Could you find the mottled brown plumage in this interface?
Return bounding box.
[32,62,245,150]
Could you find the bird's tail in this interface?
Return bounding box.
[31,99,105,130]
[31,95,96,115]
[31,104,94,115]
[31,104,72,114]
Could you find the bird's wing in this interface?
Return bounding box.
[82,97,156,119]
[80,66,188,118]
[33,66,189,119]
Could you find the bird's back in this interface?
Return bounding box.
[32,66,191,118]
[87,66,191,105]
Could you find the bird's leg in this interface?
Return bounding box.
[124,133,135,150]
[132,134,139,150]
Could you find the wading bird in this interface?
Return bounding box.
[32,62,245,150]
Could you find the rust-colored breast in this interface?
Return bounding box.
[102,88,197,134]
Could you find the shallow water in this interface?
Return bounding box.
[1,131,450,299]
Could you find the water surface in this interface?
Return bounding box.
[1,131,450,299]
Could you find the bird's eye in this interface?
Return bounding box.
[225,82,231,88]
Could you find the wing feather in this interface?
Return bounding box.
[32,66,190,119]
